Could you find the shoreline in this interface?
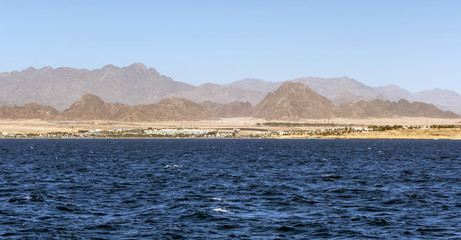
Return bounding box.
[2,137,461,140]
[1,118,461,140]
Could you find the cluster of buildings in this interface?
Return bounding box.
[2,125,448,139]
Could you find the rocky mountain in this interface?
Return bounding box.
[226,78,282,95]
[336,99,458,119]
[144,98,213,121]
[413,89,461,113]
[0,64,267,109]
[52,94,251,121]
[226,77,384,106]
[0,83,458,121]
[200,101,253,118]
[0,101,12,107]
[292,77,379,99]
[253,82,336,120]
[252,82,458,120]
[1,63,460,114]
[59,94,132,121]
[375,85,413,102]
[0,103,59,120]
[170,83,265,105]
[59,95,213,121]
[330,91,373,106]
[0,63,195,111]
[225,77,461,114]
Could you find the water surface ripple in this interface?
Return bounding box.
[0,139,460,239]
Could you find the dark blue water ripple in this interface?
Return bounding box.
[0,139,460,239]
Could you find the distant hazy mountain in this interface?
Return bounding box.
[330,91,373,106]
[252,83,458,120]
[413,89,461,113]
[170,83,265,105]
[226,78,282,95]
[1,63,460,114]
[375,85,413,102]
[226,76,383,104]
[200,101,253,118]
[291,77,379,99]
[228,77,461,114]
[0,63,195,111]
[1,84,458,121]
[0,101,12,107]
[251,82,458,120]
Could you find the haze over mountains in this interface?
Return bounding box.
[0,63,194,111]
[1,82,457,121]
[231,78,461,114]
[0,63,460,120]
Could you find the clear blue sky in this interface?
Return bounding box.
[1,0,460,93]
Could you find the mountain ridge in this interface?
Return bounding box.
[253,82,336,120]
[1,83,458,121]
[1,63,460,114]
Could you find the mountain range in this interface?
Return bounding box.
[0,63,460,117]
[231,78,461,114]
[1,82,457,121]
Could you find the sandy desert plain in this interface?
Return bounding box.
[1,117,461,139]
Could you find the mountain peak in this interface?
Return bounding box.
[126,62,147,71]
[23,66,37,72]
[277,81,306,91]
[40,66,53,71]
[102,64,119,71]
[253,82,336,120]
[76,94,105,106]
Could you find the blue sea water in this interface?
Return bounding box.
[0,139,460,239]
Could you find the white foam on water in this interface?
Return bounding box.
[213,207,234,214]
[164,164,183,169]
[211,198,225,202]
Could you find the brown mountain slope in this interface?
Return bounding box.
[252,82,458,120]
[0,103,59,120]
[59,94,131,121]
[1,86,458,121]
[330,91,373,106]
[3,63,460,114]
[58,94,254,121]
[337,99,459,118]
[58,94,213,121]
[200,101,253,118]
[148,98,213,121]
[253,82,336,120]
[227,78,461,115]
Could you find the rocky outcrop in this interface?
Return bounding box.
[336,99,459,119]
[253,82,336,120]
[0,103,59,120]
[200,101,253,118]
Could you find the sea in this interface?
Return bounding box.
[0,139,460,239]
